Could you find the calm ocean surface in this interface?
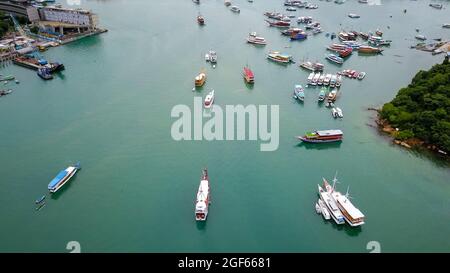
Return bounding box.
[0,0,449,252]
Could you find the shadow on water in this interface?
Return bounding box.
[54,72,65,81]
[193,85,204,92]
[244,81,254,90]
[196,220,207,231]
[296,141,342,150]
[64,35,103,49]
[329,221,362,237]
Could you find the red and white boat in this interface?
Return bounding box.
[265,19,290,28]
[204,89,215,108]
[195,169,210,221]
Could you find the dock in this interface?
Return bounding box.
[12,57,42,70]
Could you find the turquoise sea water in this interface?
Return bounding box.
[0,0,449,252]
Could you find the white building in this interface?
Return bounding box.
[39,7,98,29]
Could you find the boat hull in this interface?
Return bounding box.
[298,137,342,143]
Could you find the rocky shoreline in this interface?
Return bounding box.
[368,108,449,158]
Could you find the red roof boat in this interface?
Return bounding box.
[243,66,254,84]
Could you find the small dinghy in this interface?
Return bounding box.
[35,195,46,204]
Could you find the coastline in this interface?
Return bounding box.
[370,108,449,159]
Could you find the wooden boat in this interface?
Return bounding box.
[243,66,254,84]
[297,130,343,143]
[195,70,206,87]
[267,51,292,64]
[328,90,337,102]
[358,45,383,54]
[265,19,290,28]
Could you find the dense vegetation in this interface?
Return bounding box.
[380,57,450,152]
[0,12,28,38]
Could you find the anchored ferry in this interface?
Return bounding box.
[48,162,81,193]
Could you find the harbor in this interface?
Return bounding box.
[0,0,449,253]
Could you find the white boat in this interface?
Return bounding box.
[224,0,231,6]
[348,13,360,18]
[315,202,321,214]
[318,199,331,220]
[230,5,240,13]
[336,107,343,118]
[204,89,215,108]
[307,72,314,84]
[415,35,426,41]
[312,73,320,85]
[206,50,217,63]
[331,107,338,118]
[247,32,267,45]
[318,184,345,225]
[324,176,365,227]
[336,75,342,87]
[195,169,210,221]
[324,74,331,86]
[318,74,325,85]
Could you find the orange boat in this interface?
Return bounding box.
[195,70,206,87]
[243,66,254,84]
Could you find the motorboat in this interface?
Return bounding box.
[204,90,215,108]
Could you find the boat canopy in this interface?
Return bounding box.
[316,130,343,136]
[48,170,68,189]
[335,193,365,219]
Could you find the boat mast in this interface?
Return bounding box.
[331,171,339,190]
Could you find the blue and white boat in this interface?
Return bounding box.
[318,88,326,102]
[48,162,81,193]
[326,54,344,65]
[293,84,305,101]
